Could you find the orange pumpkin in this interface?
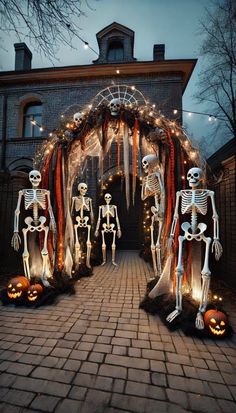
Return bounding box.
[7,276,30,299]
[27,284,43,302]
[204,309,228,337]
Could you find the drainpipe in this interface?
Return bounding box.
[1,94,7,171]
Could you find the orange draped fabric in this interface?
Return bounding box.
[40,150,54,261]
[55,147,64,271]
[132,118,138,204]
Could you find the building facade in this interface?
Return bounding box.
[0,22,196,271]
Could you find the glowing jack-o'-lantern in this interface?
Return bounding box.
[204,309,228,337]
[27,284,43,302]
[7,276,30,299]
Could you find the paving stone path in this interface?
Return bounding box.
[0,251,236,413]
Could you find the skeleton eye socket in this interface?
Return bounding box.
[210,318,216,324]
[193,173,199,178]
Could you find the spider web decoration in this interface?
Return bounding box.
[92,85,147,107]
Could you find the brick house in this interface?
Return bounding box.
[0,22,196,272]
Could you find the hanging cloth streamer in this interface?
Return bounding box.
[123,122,130,209]
[132,118,139,205]
[55,147,64,271]
[148,253,173,298]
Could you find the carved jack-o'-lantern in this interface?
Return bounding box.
[27,284,43,302]
[204,309,228,337]
[7,276,30,299]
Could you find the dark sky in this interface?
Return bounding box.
[0,0,225,157]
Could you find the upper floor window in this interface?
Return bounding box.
[107,40,124,61]
[23,102,42,138]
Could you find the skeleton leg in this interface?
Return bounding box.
[22,227,31,280]
[86,225,92,268]
[111,230,118,266]
[101,230,106,265]
[166,235,185,323]
[155,218,163,274]
[150,216,158,276]
[41,226,50,287]
[196,235,212,330]
[74,223,81,264]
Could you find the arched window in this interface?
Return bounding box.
[23,102,42,138]
[107,40,124,62]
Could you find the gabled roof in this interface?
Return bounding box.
[96,22,135,40]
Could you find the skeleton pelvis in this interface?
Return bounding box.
[76,216,89,227]
[102,223,115,232]
[181,222,207,241]
[24,216,47,231]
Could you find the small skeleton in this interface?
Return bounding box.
[141,154,165,275]
[71,183,94,268]
[95,193,121,266]
[166,167,223,329]
[11,170,56,286]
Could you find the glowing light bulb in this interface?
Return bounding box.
[116,69,120,74]
[173,109,178,114]
[188,112,192,117]
[84,42,89,49]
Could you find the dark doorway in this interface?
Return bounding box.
[105,176,143,250]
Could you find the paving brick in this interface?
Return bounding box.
[105,354,149,370]
[112,345,127,355]
[93,343,112,353]
[166,388,189,410]
[115,330,137,339]
[85,388,111,405]
[166,362,184,376]
[0,372,17,387]
[73,372,96,387]
[151,372,167,387]
[98,364,127,379]
[128,347,141,357]
[188,393,221,413]
[18,354,44,365]
[40,356,66,369]
[217,399,236,413]
[69,350,89,361]
[63,359,81,371]
[55,399,83,413]
[142,349,165,361]
[31,366,75,383]
[128,368,151,384]
[7,362,34,376]
[94,376,113,391]
[76,342,94,351]
[166,352,191,365]
[30,394,60,412]
[88,352,105,363]
[150,360,167,373]
[50,347,72,358]
[12,376,71,397]
[111,337,131,346]
[1,389,35,407]
[80,361,98,375]
[68,385,87,400]
[168,375,213,396]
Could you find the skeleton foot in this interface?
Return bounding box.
[112,261,118,267]
[195,312,205,330]
[41,279,50,287]
[101,261,106,266]
[166,309,182,323]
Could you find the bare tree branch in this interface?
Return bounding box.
[0,0,98,61]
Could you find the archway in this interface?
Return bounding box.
[34,85,203,296]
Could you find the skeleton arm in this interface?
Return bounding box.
[115,206,122,238]
[11,190,23,251]
[141,176,148,200]
[168,191,181,250]
[156,171,165,214]
[71,197,75,214]
[47,191,56,233]
[209,191,223,260]
[89,198,94,224]
[95,206,102,237]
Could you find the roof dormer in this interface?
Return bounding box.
[93,22,136,64]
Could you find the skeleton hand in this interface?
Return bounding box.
[11,232,21,251]
[212,239,223,261]
[117,229,122,239]
[95,230,99,238]
[167,236,174,252]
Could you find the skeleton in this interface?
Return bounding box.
[109,98,122,117]
[141,154,165,275]
[95,193,121,266]
[166,167,223,329]
[71,183,94,268]
[11,170,56,287]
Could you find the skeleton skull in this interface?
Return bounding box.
[78,182,88,196]
[73,112,83,127]
[29,170,41,187]
[142,155,158,174]
[187,167,203,188]
[104,193,112,204]
[109,99,121,117]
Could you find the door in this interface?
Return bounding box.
[107,176,143,250]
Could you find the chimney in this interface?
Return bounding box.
[153,44,165,61]
[14,43,32,71]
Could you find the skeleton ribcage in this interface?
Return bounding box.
[146,174,161,196]
[102,205,115,218]
[181,190,208,215]
[75,197,90,212]
[24,189,47,210]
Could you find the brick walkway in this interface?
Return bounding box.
[0,251,236,413]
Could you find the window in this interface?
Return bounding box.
[107,40,124,61]
[23,102,42,138]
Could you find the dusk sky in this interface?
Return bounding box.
[0,0,225,157]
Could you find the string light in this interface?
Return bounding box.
[83,41,89,49]
[116,69,120,74]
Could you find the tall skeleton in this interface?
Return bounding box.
[95,193,121,266]
[71,183,94,268]
[141,155,165,275]
[11,170,56,286]
[166,167,223,329]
